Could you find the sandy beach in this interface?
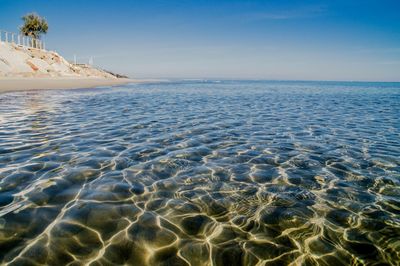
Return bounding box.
[0,77,133,93]
[0,42,134,93]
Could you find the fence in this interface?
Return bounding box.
[0,29,45,50]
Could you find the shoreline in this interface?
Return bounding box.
[0,77,135,93]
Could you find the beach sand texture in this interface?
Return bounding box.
[0,77,132,93]
[0,42,117,78]
[0,41,133,92]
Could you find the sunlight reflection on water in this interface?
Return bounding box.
[0,80,399,265]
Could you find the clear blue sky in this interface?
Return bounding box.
[1,0,400,81]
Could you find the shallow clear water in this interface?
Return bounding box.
[0,80,399,265]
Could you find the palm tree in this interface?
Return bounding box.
[20,13,48,48]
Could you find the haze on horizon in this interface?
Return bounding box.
[1,0,399,82]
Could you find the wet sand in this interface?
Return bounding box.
[0,77,134,93]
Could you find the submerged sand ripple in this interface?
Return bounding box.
[0,81,399,265]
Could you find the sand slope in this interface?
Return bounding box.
[0,42,117,79]
[0,41,134,92]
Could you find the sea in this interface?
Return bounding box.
[0,80,399,265]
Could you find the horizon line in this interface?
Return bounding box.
[131,77,400,83]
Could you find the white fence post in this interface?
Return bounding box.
[0,29,46,50]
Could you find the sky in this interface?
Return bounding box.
[1,0,400,81]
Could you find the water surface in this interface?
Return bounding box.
[0,81,399,265]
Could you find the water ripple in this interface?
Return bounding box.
[0,81,399,265]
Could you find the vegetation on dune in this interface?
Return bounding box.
[20,13,48,41]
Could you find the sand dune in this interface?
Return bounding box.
[0,41,133,92]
